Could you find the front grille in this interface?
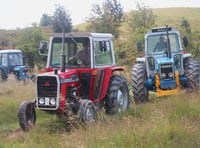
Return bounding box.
[160,63,174,80]
[37,76,58,97]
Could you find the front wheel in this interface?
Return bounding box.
[78,100,95,123]
[30,74,36,82]
[18,101,36,131]
[105,75,129,115]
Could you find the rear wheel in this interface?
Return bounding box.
[0,69,6,81]
[18,101,36,131]
[105,75,129,114]
[132,63,149,103]
[184,59,200,91]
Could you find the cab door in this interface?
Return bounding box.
[0,53,9,75]
[92,38,115,103]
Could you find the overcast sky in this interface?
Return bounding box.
[0,0,200,29]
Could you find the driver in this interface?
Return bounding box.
[153,36,167,52]
[69,42,91,67]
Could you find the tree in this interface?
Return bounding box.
[126,3,155,41]
[40,14,52,27]
[87,0,124,38]
[115,3,155,66]
[181,18,191,35]
[13,26,47,68]
[180,18,200,60]
[52,4,72,33]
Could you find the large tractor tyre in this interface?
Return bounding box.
[18,101,36,131]
[132,63,149,104]
[78,100,95,123]
[184,59,200,91]
[0,69,6,81]
[105,75,129,115]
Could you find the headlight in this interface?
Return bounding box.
[168,72,173,78]
[39,98,45,105]
[50,98,56,105]
[161,73,166,79]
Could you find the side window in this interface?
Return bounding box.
[2,54,7,66]
[94,40,113,66]
[9,54,15,65]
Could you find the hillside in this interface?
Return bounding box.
[74,7,200,32]
[153,7,200,31]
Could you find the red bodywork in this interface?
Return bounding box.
[43,66,124,112]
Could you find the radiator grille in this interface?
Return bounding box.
[160,64,173,80]
[37,76,58,97]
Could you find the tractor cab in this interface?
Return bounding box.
[0,49,30,80]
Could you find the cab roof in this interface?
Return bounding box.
[146,26,179,34]
[49,32,113,38]
[0,49,22,54]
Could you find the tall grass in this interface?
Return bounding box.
[0,79,200,147]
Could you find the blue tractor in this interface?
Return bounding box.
[0,49,35,81]
[132,26,200,103]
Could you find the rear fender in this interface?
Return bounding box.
[111,66,125,74]
[183,53,191,60]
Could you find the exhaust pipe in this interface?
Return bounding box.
[61,28,66,72]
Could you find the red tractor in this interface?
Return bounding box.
[18,32,129,131]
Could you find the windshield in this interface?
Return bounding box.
[51,37,90,68]
[147,33,180,54]
[8,53,23,66]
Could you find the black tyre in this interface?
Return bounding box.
[78,100,95,123]
[132,63,148,103]
[0,69,6,81]
[18,101,36,131]
[184,59,200,91]
[105,75,129,114]
[30,74,36,82]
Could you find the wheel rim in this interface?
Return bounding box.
[85,105,94,121]
[117,87,128,112]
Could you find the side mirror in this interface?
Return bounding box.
[183,36,188,47]
[39,41,48,55]
[137,41,142,52]
[99,41,107,52]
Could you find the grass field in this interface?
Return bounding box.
[153,8,200,31]
[0,79,200,147]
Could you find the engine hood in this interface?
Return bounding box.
[38,69,79,84]
[14,65,28,71]
[156,57,174,65]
